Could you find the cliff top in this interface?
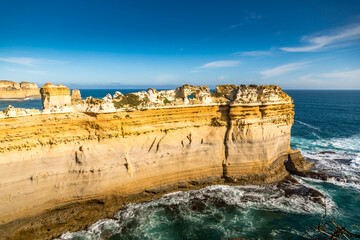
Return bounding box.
[0,80,38,88]
[1,83,292,118]
[41,83,68,88]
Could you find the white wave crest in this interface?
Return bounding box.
[56,183,330,240]
[295,120,321,131]
[292,133,360,190]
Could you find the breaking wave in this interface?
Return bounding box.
[57,183,332,240]
[292,134,360,190]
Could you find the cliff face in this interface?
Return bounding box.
[0,80,40,99]
[0,84,297,239]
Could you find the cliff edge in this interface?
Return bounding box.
[0,83,309,239]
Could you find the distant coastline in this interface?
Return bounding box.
[0,80,41,100]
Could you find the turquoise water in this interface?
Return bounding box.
[2,90,360,239]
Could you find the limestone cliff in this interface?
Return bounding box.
[0,83,302,240]
[0,80,40,99]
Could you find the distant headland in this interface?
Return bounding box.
[0,80,40,99]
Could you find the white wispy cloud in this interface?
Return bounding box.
[197,60,240,69]
[320,69,360,80]
[294,69,360,89]
[222,23,243,31]
[6,68,47,75]
[280,24,360,52]
[234,48,274,56]
[260,61,309,78]
[0,57,67,66]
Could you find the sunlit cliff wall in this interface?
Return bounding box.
[0,84,295,239]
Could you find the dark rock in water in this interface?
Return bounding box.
[189,198,207,212]
[109,233,122,240]
[278,176,325,206]
[335,158,352,164]
[285,149,329,181]
[285,149,315,174]
[307,171,328,181]
[318,151,336,154]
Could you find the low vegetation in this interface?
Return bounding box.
[113,94,142,108]
[163,97,172,105]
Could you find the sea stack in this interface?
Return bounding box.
[40,83,71,109]
[71,89,82,103]
[0,80,40,99]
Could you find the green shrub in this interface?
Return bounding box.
[163,97,172,105]
[113,94,141,108]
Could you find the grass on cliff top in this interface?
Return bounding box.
[163,97,172,105]
[113,94,149,108]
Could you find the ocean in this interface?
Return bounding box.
[2,90,360,239]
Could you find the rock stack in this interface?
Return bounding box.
[71,89,82,103]
[40,83,71,109]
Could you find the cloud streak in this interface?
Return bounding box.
[280,24,360,52]
[260,61,309,78]
[197,60,240,69]
[320,69,360,80]
[294,69,360,89]
[6,68,47,74]
[0,57,67,66]
[234,49,274,56]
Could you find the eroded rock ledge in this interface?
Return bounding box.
[0,83,308,240]
[0,80,40,99]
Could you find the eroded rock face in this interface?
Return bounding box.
[214,84,292,105]
[40,83,72,110]
[102,93,112,102]
[0,80,40,99]
[113,91,123,99]
[0,105,40,118]
[285,149,315,174]
[113,88,177,108]
[258,85,291,103]
[71,89,82,103]
[229,84,259,103]
[214,84,237,97]
[73,96,116,113]
[175,84,210,98]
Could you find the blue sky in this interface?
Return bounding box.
[0,0,360,89]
